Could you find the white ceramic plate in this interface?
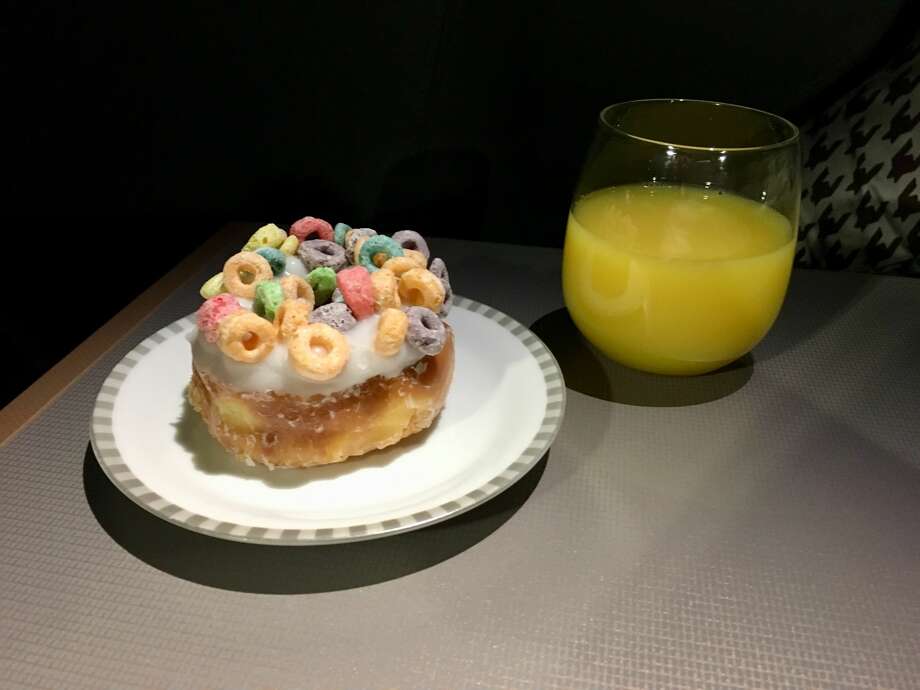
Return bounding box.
[89,296,565,545]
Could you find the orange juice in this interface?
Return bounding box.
[562,184,794,375]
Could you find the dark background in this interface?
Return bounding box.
[2,0,915,406]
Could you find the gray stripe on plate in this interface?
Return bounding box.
[349,525,367,537]
[315,529,334,540]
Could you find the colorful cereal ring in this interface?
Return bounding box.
[333,222,351,246]
[428,257,452,316]
[197,294,241,343]
[297,239,348,273]
[199,272,226,299]
[288,323,350,381]
[243,223,287,251]
[391,230,430,260]
[253,280,285,322]
[374,308,409,357]
[398,268,445,312]
[223,252,274,300]
[279,235,300,256]
[357,235,404,273]
[289,216,334,242]
[218,311,277,363]
[345,227,376,255]
[309,302,357,332]
[306,266,337,304]
[254,247,287,276]
[404,306,447,356]
[336,266,375,319]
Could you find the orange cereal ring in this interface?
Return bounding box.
[223,252,273,299]
[218,311,277,363]
[279,275,315,309]
[381,256,417,277]
[273,298,312,341]
[370,268,401,311]
[288,323,350,381]
[374,308,408,357]
[398,268,446,312]
[403,249,428,268]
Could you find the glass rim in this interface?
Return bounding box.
[598,98,800,153]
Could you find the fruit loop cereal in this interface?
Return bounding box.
[374,308,409,357]
[309,302,357,332]
[297,239,348,273]
[333,222,351,246]
[223,252,274,300]
[279,275,315,308]
[370,268,401,311]
[197,294,241,343]
[253,280,285,322]
[306,267,336,304]
[405,306,447,355]
[336,266,376,319]
[255,247,287,276]
[199,272,226,299]
[243,223,287,251]
[274,299,312,341]
[357,235,404,273]
[391,230,430,261]
[288,323,350,381]
[290,216,334,243]
[218,311,277,363]
[398,268,445,312]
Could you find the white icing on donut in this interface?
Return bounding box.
[190,312,425,397]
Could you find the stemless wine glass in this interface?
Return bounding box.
[562,99,800,376]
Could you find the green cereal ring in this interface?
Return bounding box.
[307,266,337,304]
[253,281,285,322]
[199,272,226,299]
[243,223,287,251]
[358,235,404,272]
[333,222,351,246]
[255,247,286,276]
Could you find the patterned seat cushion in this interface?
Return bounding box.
[798,39,920,276]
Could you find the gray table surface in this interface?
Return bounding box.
[2,235,920,690]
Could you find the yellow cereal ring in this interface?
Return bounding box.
[273,298,312,341]
[223,252,274,299]
[243,223,287,251]
[218,311,277,363]
[398,268,446,312]
[374,308,408,357]
[279,234,300,255]
[279,275,315,309]
[403,249,427,268]
[288,323,350,381]
[353,236,368,264]
[370,268,401,312]
[381,256,418,277]
[199,272,226,299]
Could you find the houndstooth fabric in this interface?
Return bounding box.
[798,39,920,276]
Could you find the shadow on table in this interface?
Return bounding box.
[530,308,753,406]
[755,269,876,361]
[83,444,548,594]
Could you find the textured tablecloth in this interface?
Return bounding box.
[2,233,919,690]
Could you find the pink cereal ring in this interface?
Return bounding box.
[289,216,334,242]
[336,266,375,319]
[197,294,242,343]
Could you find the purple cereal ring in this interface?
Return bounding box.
[297,239,348,273]
[428,257,452,315]
[308,302,357,332]
[391,230,430,261]
[404,306,447,355]
[344,227,377,255]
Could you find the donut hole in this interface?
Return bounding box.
[239,270,255,285]
[421,313,440,330]
[402,240,418,251]
[242,331,261,351]
[373,252,388,267]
